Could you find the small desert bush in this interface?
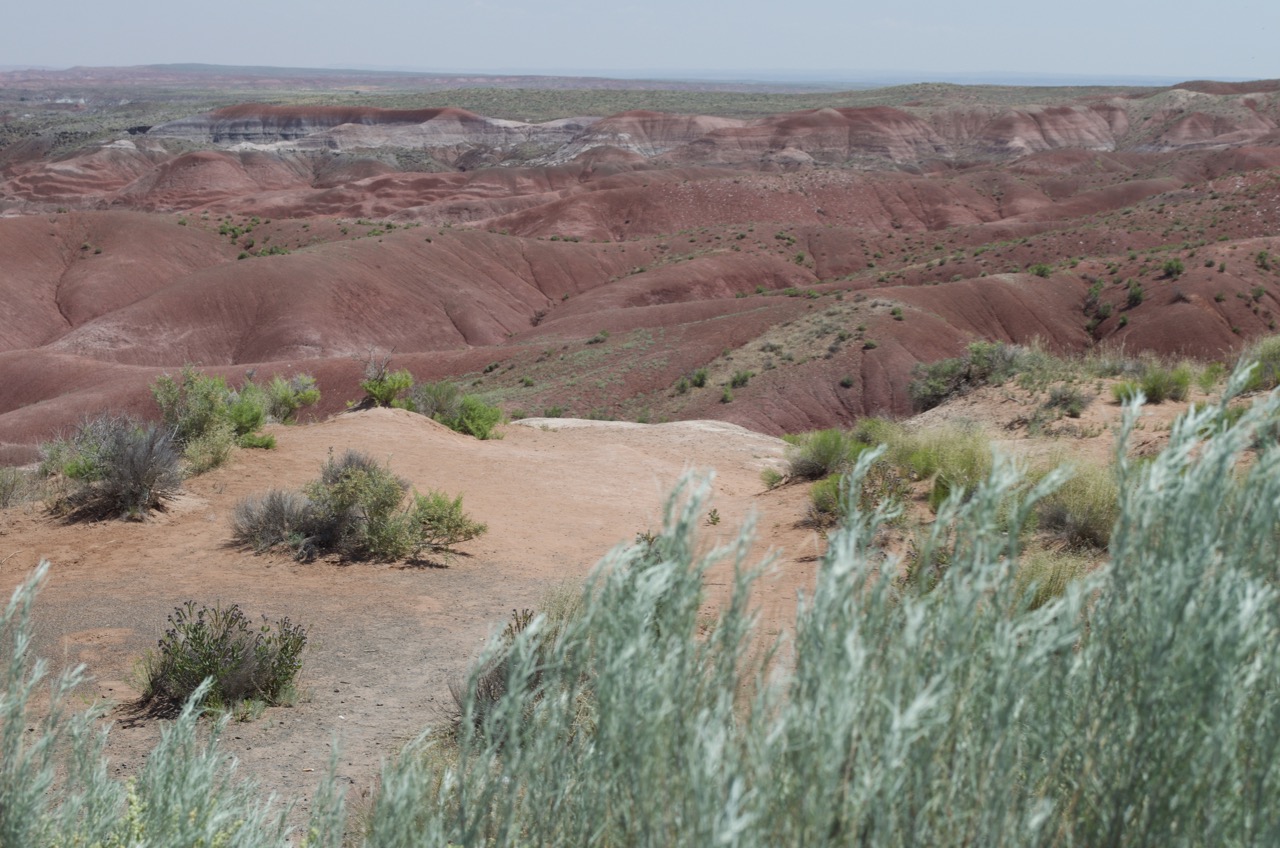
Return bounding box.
[786,429,862,480]
[1043,383,1088,417]
[140,600,307,715]
[760,467,785,489]
[1036,459,1120,549]
[39,415,183,519]
[153,366,232,447]
[237,432,276,450]
[851,415,898,446]
[397,379,501,439]
[411,490,488,550]
[233,450,486,562]
[265,374,320,422]
[909,340,1024,411]
[361,368,414,407]
[436,395,502,440]
[805,473,844,526]
[1197,361,1227,393]
[304,451,417,560]
[1139,363,1191,403]
[1111,379,1142,404]
[807,462,911,529]
[227,379,269,437]
[406,380,462,420]
[152,366,307,470]
[1,563,345,847]
[231,489,320,554]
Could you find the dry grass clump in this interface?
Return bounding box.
[1014,546,1093,610]
[785,429,862,480]
[1035,460,1120,549]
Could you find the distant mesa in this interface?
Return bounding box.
[140,87,1279,168]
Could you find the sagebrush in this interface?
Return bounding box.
[38,415,183,519]
[10,365,1280,846]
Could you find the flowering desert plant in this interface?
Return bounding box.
[140,600,308,715]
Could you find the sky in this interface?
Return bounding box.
[5,0,1275,83]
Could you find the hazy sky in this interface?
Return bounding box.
[6,0,1275,82]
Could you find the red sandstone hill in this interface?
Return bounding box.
[3,80,1280,462]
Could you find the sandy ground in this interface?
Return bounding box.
[0,408,820,818]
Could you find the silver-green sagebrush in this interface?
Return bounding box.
[4,362,1280,845]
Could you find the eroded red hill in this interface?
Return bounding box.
[3,79,1280,460]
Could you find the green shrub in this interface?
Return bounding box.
[360,368,414,407]
[1167,364,1192,401]
[1111,380,1141,404]
[805,473,844,526]
[1126,279,1145,307]
[690,368,709,388]
[151,366,285,470]
[412,490,489,551]
[264,374,320,422]
[1,563,344,847]
[183,420,235,474]
[140,600,307,714]
[720,387,733,403]
[237,432,276,450]
[152,366,232,447]
[760,467,785,490]
[304,451,414,560]
[909,340,1023,411]
[39,415,183,519]
[227,380,268,436]
[1162,258,1185,278]
[1197,362,1227,393]
[851,416,898,446]
[786,429,861,480]
[806,467,910,529]
[438,396,503,440]
[1139,364,1190,404]
[231,489,319,554]
[1028,263,1052,277]
[233,450,486,562]
[890,425,992,508]
[729,370,754,389]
